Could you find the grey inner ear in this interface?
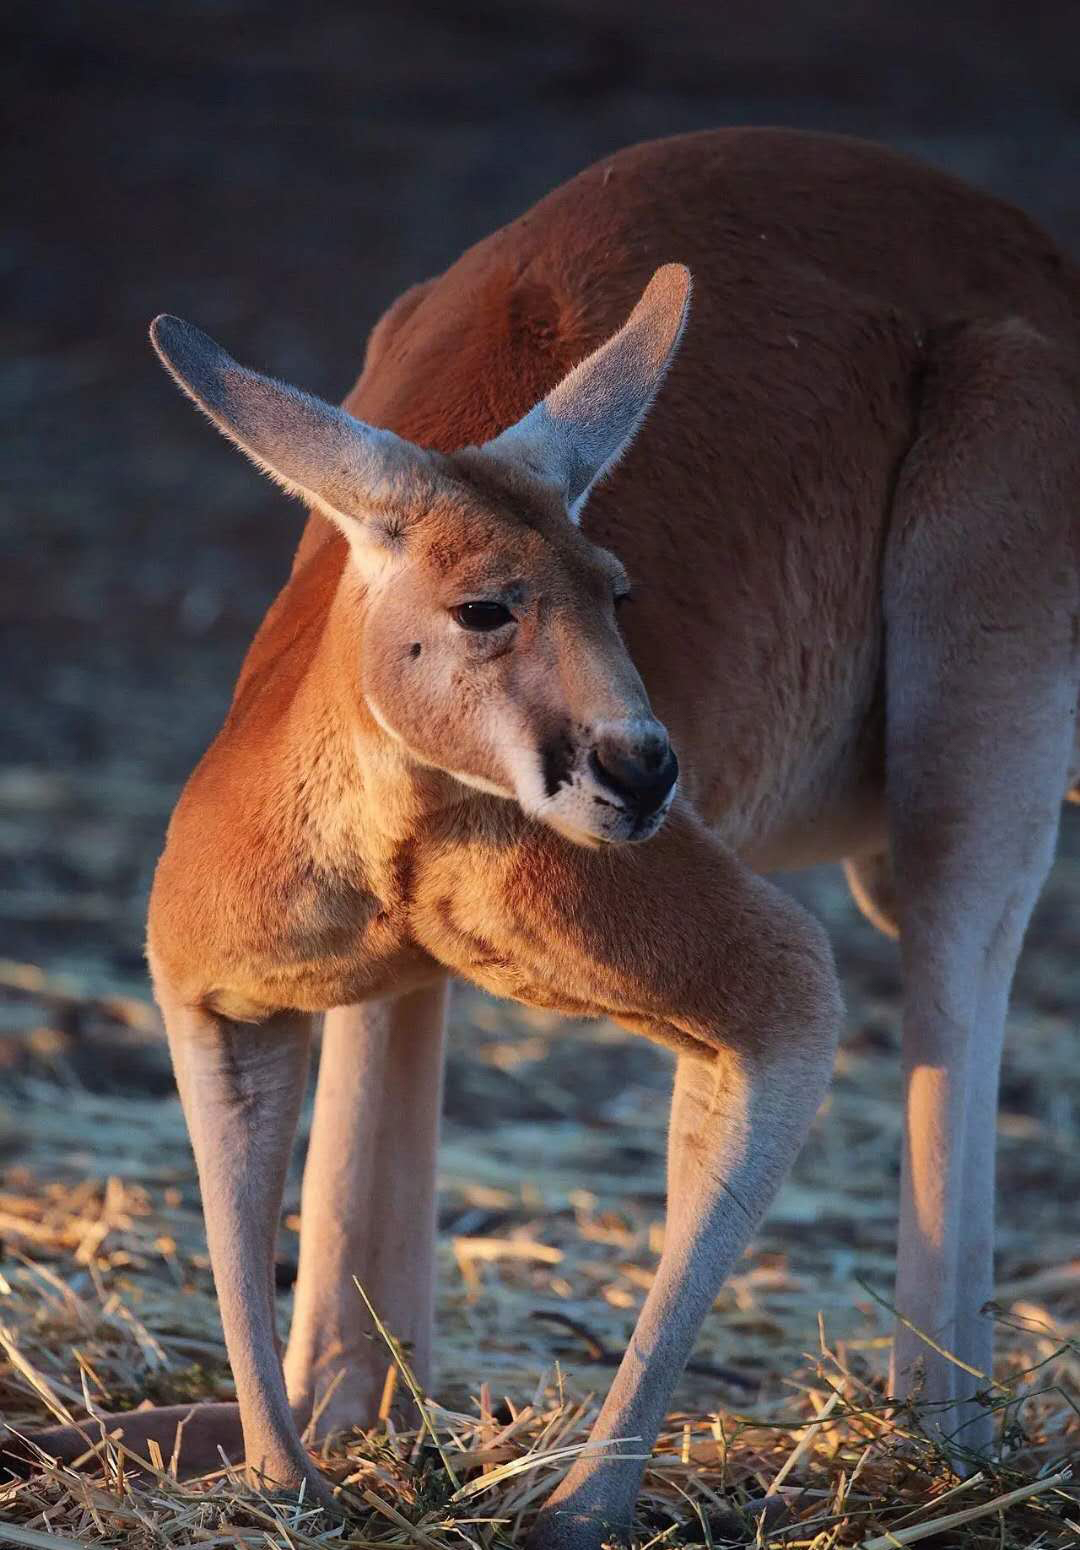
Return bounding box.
[148,314,429,525]
[486,262,692,515]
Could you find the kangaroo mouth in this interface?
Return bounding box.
[530,727,678,846]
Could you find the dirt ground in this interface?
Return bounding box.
[3,3,1080,1544]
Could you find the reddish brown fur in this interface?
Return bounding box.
[150,128,1080,1024]
[24,130,1075,1529]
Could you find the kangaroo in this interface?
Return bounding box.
[14,129,1080,1549]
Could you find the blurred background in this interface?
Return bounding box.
[2,0,1079,1440]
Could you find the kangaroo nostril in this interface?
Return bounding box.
[589,735,678,815]
[589,747,630,797]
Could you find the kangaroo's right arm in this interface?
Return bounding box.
[411,803,842,1550]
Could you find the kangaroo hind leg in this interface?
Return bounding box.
[884,317,1079,1454]
[6,991,313,1484]
[160,988,328,1500]
[283,984,448,1438]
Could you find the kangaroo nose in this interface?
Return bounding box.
[589,727,678,816]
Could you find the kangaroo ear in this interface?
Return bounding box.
[486,263,691,520]
[149,315,433,565]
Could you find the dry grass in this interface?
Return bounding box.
[1,857,1079,1546]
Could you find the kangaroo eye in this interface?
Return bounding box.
[452,601,514,632]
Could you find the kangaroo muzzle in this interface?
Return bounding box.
[589,727,679,824]
[529,716,679,846]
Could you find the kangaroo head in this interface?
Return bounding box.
[150,264,690,846]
